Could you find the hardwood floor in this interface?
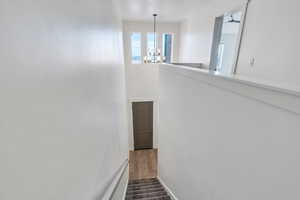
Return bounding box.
[129,149,157,180]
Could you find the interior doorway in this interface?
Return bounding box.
[209,7,246,75]
[132,101,153,150]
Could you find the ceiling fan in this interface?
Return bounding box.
[226,14,241,23]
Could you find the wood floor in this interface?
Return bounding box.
[129,149,157,180]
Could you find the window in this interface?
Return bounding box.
[131,32,142,64]
[147,33,156,53]
[216,42,225,71]
[162,33,173,63]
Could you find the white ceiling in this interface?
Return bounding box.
[116,0,210,22]
[116,0,244,22]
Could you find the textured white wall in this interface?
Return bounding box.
[236,0,300,86]
[0,0,128,200]
[179,0,300,87]
[123,21,180,150]
[158,65,300,200]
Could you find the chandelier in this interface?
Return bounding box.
[144,14,166,64]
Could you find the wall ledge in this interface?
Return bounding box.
[160,64,300,115]
[98,159,129,200]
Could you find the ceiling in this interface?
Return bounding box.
[116,0,244,22]
[116,0,211,22]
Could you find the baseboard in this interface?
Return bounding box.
[122,176,129,200]
[157,176,179,200]
[100,159,128,200]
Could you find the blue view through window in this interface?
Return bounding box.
[131,33,141,64]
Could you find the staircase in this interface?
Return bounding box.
[125,178,171,200]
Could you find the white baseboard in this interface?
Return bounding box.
[157,176,179,200]
[101,159,128,200]
[122,176,129,200]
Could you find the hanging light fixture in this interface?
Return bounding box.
[144,14,166,64]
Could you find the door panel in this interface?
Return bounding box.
[132,102,153,150]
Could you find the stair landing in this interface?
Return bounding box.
[129,149,157,180]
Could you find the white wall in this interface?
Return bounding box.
[178,0,246,65]
[236,0,300,86]
[158,64,300,200]
[0,0,128,200]
[123,21,180,150]
[179,16,215,65]
[179,0,300,87]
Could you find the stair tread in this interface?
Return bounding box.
[126,194,171,200]
[127,186,163,193]
[125,178,171,200]
[129,178,158,184]
[127,188,165,195]
[128,184,160,188]
[128,181,160,187]
[126,190,168,198]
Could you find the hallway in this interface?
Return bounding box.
[1,0,300,200]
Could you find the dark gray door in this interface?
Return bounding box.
[132,101,153,150]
